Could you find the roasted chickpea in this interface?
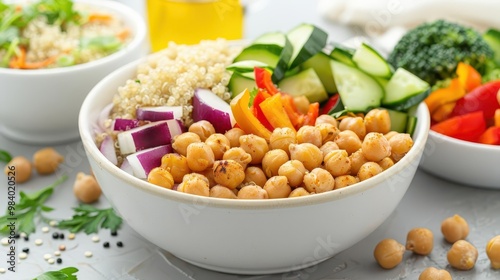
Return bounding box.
[224,127,245,148]
[334,175,359,189]
[349,149,368,176]
[303,168,335,193]
[361,132,391,162]
[288,187,310,197]
[263,176,292,199]
[73,172,102,203]
[205,133,230,160]
[335,130,362,155]
[222,147,252,169]
[33,147,64,175]
[296,125,322,147]
[486,235,500,269]
[357,162,383,181]
[324,149,351,177]
[418,267,452,280]
[160,153,191,183]
[238,183,268,199]
[447,240,478,270]
[269,127,296,155]
[177,173,210,196]
[373,239,405,269]
[319,141,340,158]
[244,166,267,187]
[147,167,175,189]
[378,157,395,170]
[389,133,413,162]
[364,108,391,134]
[316,123,339,145]
[4,156,32,183]
[188,120,215,141]
[339,116,366,140]
[239,134,269,164]
[210,184,237,199]
[384,131,399,141]
[172,132,201,156]
[315,114,338,127]
[186,142,215,172]
[213,160,245,189]
[262,149,289,177]
[278,160,307,187]
[406,228,434,256]
[289,143,323,171]
[196,167,216,188]
[293,95,310,115]
[441,214,469,243]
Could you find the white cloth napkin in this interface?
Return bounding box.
[317,0,500,53]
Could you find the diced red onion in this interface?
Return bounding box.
[126,145,172,178]
[113,118,142,131]
[136,106,183,122]
[99,135,118,165]
[120,157,134,175]
[192,88,235,133]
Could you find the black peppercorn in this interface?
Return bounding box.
[103,242,110,248]
[117,241,123,247]
[22,247,29,253]
[52,232,60,239]
[56,258,62,264]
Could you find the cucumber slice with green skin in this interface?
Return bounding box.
[278,67,328,103]
[386,108,409,133]
[384,89,430,112]
[228,72,256,98]
[331,60,384,112]
[330,45,356,67]
[382,67,430,107]
[301,51,337,93]
[352,43,393,78]
[406,116,418,136]
[233,45,282,66]
[226,60,271,72]
[286,23,328,70]
[483,28,500,65]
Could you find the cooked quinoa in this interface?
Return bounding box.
[0,1,130,69]
[109,39,243,127]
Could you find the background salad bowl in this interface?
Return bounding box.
[79,55,430,274]
[0,0,147,144]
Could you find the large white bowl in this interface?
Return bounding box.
[419,130,500,189]
[79,59,430,274]
[0,0,147,144]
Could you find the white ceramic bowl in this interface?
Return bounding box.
[0,0,147,144]
[79,59,430,274]
[419,130,500,189]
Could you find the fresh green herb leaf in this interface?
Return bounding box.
[0,175,67,236]
[33,267,78,280]
[0,149,12,163]
[80,36,123,53]
[248,88,258,107]
[58,205,122,234]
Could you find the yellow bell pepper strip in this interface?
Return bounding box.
[230,89,272,139]
[259,93,296,131]
[252,89,274,131]
[281,94,304,129]
[303,102,320,126]
[425,78,466,115]
[456,62,482,92]
[254,67,279,95]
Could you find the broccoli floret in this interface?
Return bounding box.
[388,19,494,85]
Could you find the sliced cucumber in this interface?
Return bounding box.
[330,45,356,67]
[286,23,328,70]
[278,68,328,103]
[352,43,393,78]
[406,116,418,136]
[301,51,337,93]
[382,67,430,108]
[233,45,282,66]
[226,60,270,73]
[331,60,384,112]
[228,72,256,98]
[483,28,500,65]
[386,108,408,133]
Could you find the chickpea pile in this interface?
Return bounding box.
[3,147,64,183]
[374,214,500,278]
[146,109,414,199]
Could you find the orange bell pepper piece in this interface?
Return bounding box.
[281,94,304,129]
[431,102,456,123]
[495,109,500,127]
[478,126,500,145]
[303,102,320,126]
[230,89,272,139]
[456,62,482,92]
[252,89,274,131]
[259,93,296,131]
[425,78,466,115]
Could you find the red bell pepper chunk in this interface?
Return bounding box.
[451,80,500,119]
[431,111,486,142]
[251,89,274,131]
[320,93,340,115]
[478,126,500,145]
[254,67,279,95]
[303,102,320,126]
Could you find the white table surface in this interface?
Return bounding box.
[2,1,500,279]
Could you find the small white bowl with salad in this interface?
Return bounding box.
[0,0,147,144]
[80,23,432,274]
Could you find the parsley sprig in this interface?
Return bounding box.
[0,149,12,163]
[0,175,67,236]
[33,267,78,280]
[57,204,122,235]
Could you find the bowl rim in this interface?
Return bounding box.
[0,0,147,76]
[428,130,500,150]
[79,57,430,210]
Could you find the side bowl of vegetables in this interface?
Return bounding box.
[0,0,147,144]
[79,57,431,274]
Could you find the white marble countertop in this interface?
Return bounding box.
[1,1,500,279]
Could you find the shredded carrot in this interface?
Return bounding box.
[8,47,26,69]
[22,56,57,69]
[88,13,113,22]
[116,28,130,41]
[8,47,58,69]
